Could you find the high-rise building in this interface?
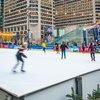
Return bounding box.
[0,0,4,32]
[4,0,54,41]
[55,0,100,28]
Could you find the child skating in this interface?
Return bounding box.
[55,43,59,53]
[12,46,27,72]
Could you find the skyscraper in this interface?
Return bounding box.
[0,0,4,32]
[4,0,54,41]
[55,0,100,28]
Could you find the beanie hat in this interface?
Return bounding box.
[19,46,25,52]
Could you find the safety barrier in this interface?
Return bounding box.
[0,44,54,50]
[95,46,100,52]
[28,45,54,50]
[0,43,100,52]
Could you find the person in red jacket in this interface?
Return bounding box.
[12,46,27,72]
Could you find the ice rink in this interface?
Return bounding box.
[0,48,100,97]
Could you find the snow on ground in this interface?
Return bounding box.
[0,48,100,97]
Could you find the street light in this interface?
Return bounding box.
[26,0,30,39]
[27,8,30,38]
[43,25,46,41]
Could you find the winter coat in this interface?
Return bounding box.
[16,49,27,61]
[42,42,46,48]
[60,44,68,51]
[89,44,96,53]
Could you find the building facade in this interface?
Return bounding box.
[0,0,4,32]
[4,0,54,42]
[55,0,100,28]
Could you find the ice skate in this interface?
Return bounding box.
[21,70,26,72]
[12,70,17,73]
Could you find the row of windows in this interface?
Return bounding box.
[30,0,38,3]
[55,15,93,21]
[5,13,27,21]
[29,4,38,7]
[55,12,93,19]
[5,5,27,14]
[4,21,27,27]
[41,21,52,25]
[30,20,38,23]
[41,5,52,10]
[55,0,92,6]
[5,25,27,32]
[41,13,52,17]
[41,17,52,21]
[55,21,93,28]
[29,16,38,19]
[4,17,26,24]
[4,19,39,26]
[55,17,93,24]
[5,9,26,17]
[5,0,26,8]
[55,4,92,11]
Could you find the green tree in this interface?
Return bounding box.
[66,87,82,100]
[87,84,100,100]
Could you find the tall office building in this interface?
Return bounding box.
[55,0,100,28]
[0,0,4,32]
[4,0,54,41]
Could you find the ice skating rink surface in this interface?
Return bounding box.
[0,48,100,97]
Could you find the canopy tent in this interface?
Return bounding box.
[0,32,15,41]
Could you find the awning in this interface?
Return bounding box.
[0,32,15,40]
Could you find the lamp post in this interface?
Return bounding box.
[43,25,46,41]
[26,0,30,39]
[27,9,30,39]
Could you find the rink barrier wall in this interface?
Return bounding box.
[0,43,100,52]
[0,44,54,50]
[54,46,89,52]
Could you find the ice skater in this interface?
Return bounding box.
[60,41,68,59]
[82,42,85,53]
[12,46,27,72]
[89,42,96,61]
[55,43,59,53]
[41,41,46,53]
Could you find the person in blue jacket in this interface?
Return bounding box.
[60,41,68,59]
[12,46,27,72]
